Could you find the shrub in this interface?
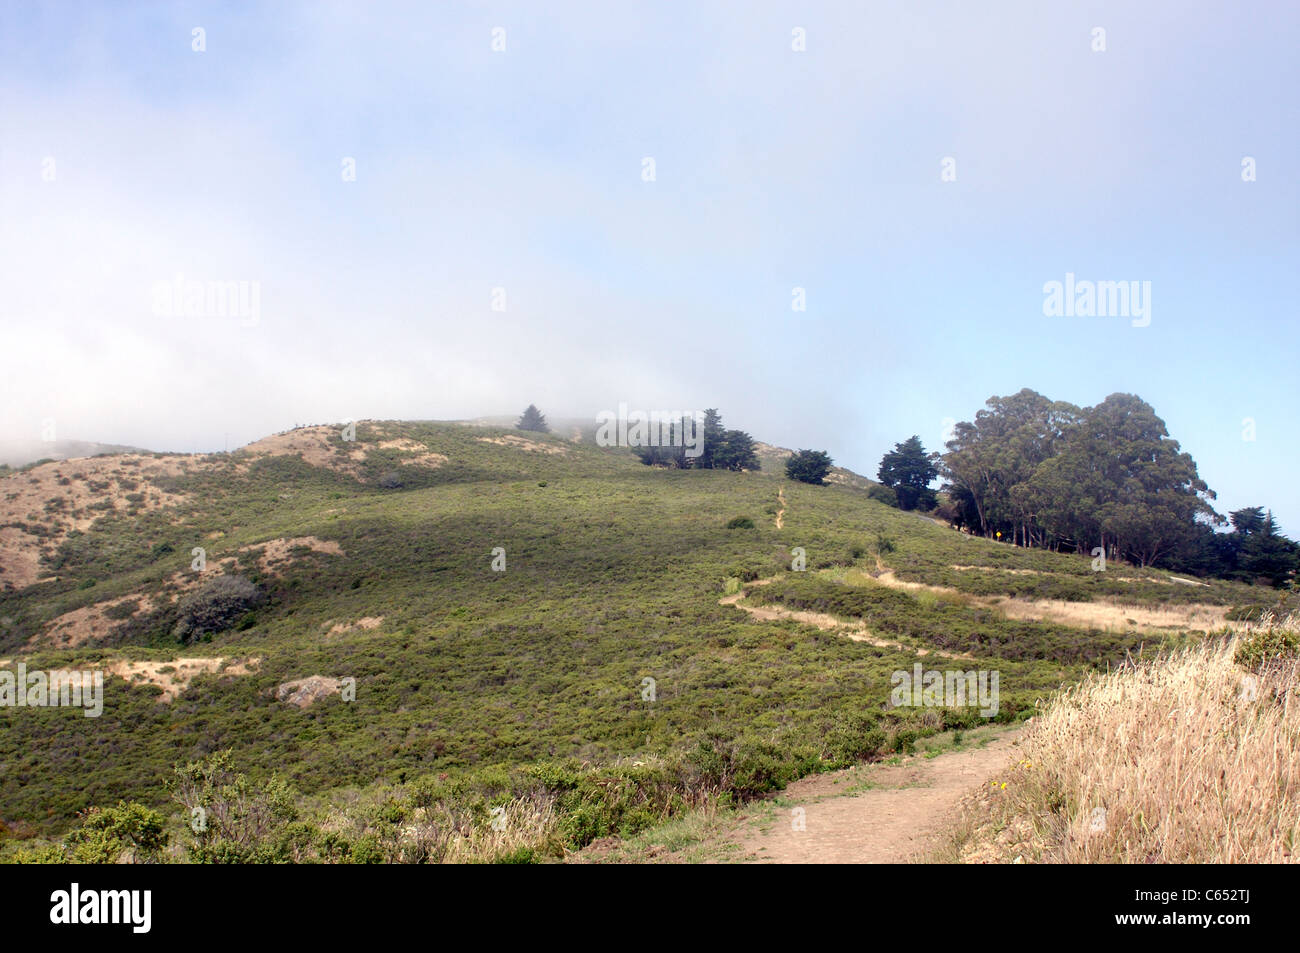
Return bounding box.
[1234,615,1300,670]
[104,600,139,621]
[867,484,899,507]
[785,449,833,485]
[172,575,264,645]
[63,801,169,864]
[168,751,304,864]
[725,516,755,530]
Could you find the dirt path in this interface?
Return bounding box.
[719,580,974,660]
[724,727,1022,863]
[774,487,786,529]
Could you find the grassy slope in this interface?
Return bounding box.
[0,421,1281,848]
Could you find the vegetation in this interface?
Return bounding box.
[941,389,1298,581]
[516,405,549,433]
[938,614,1300,863]
[785,449,833,485]
[634,408,758,471]
[173,575,264,645]
[876,436,939,511]
[0,412,1289,863]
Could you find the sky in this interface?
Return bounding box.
[1,1,1296,533]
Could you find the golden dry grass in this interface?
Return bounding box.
[867,564,1239,635]
[400,794,563,863]
[940,613,1300,863]
[993,594,1237,634]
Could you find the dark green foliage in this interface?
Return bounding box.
[173,575,264,644]
[940,390,1295,580]
[867,484,898,507]
[786,449,833,485]
[630,409,757,472]
[877,436,939,510]
[516,405,549,433]
[712,429,759,471]
[725,516,755,529]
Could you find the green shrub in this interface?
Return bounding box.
[172,575,264,644]
[1234,626,1300,670]
[725,516,755,529]
[168,751,302,863]
[867,484,898,507]
[63,801,168,864]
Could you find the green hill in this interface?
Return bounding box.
[0,420,1283,862]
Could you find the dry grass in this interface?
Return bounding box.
[394,794,563,863]
[993,594,1237,634]
[475,435,569,455]
[869,565,1237,635]
[940,612,1300,863]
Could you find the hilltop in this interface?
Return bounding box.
[0,419,1290,862]
[0,439,151,469]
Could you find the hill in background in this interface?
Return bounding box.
[0,418,1290,862]
[0,439,151,469]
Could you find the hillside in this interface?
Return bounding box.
[0,439,152,469]
[0,420,1288,862]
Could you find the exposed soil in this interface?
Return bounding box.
[104,656,260,703]
[719,579,974,660]
[725,728,1022,863]
[475,435,569,455]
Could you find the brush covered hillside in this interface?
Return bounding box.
[0,420,1291,863]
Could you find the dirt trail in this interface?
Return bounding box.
[775,488,786,529]
[719,580,974,660]
[727,727,1022,863]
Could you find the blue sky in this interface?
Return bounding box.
[1,1,1296,533]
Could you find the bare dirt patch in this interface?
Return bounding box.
[105,656,260,703]
[993,596,1234,633]
[720,728,1022,863]
[476,435,569,455]
[870,567,1235,635]
[242,425,451,475]
[239,536,344,575]
[0,526,42,588]
[377,439,449,467]
[29,594,159,650]
[950,565,1045,576]
[327,616,384,635]
[719,581,972,660]
[0,453,206,591]
[242,426,367,474]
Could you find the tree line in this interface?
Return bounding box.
[931,388,1297,582]
[634,409,760,471]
